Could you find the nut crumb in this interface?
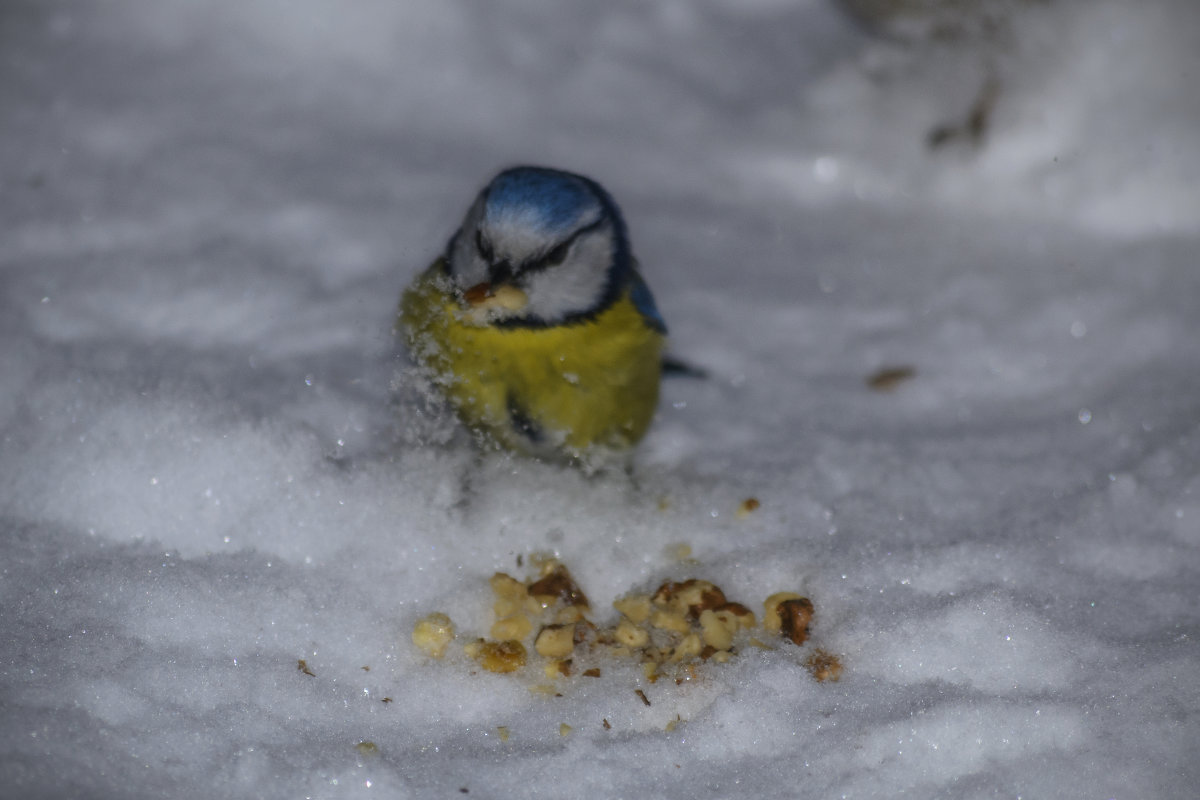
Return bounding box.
[613,594,652,624]
[490,612,532,642]
[665,542,692,561]
[528,563,589,609]
[805,648,843,682]
[411,554,839,708]
[736,497,761,518]
[534,624,577,659]
[867,365,916,391]
[412,612,456,658]
[470,639,527,673]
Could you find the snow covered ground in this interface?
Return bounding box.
[2,0,1198,797]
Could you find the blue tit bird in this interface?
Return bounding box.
[399,166,667,462]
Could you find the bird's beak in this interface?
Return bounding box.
[462,281,528,313]
[463,282,494,306]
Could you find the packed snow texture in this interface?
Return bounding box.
[2,0,1199,797]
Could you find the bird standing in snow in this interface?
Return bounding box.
[399,166,666,465]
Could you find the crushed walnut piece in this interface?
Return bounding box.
[409,555,841,694]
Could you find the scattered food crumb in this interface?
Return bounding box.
[297,659,315,677]
[805,648,844,682]
[867,365,917,391]
[928,77,1001,149]
[412,612,456,658]
[665,542,692,561]
[409,555,841,713]
[466,639,527,673]
[736,497,761,518]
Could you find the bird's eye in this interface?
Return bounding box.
[542,240,571,268]
[475,230,494,263]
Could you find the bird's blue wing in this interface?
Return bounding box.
[629,269,667,334]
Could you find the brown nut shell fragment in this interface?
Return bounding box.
[528,564,589,609]
[544,659,572,679]
[777,597,815,646]
[763,592,804,632]
[473,640,527,673]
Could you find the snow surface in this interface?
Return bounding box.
[2,0,1199,797]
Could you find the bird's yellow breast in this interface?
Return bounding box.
[400,263,665,458]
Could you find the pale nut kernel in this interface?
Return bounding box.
[614,619,650,648]
[491,572,528,618]
[671,579,727,618]
[718,602,757,629]
[411,612,455,658]
[670,632,703,662]
[490,572,527,601]
[493,596,524,620]
[613,594,652,624]
[649,609,692,635]
[698,608,735,651]
[534,624,577,659]
[490,613,533,642]
[553,605,588,625]
[763,591,804,632]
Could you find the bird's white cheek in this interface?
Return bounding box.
[523,239,612,321]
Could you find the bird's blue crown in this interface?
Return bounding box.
[484,168,600,237]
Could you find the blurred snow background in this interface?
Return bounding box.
[2,0,1199,797]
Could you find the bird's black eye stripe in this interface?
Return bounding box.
[526,217,606,274]
[475,229,493,262]
[542,239,571,268]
